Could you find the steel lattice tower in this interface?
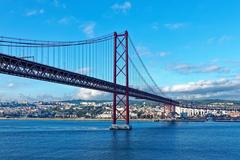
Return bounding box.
[111,31,131,130]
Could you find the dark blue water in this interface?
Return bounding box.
[0,120,240,160]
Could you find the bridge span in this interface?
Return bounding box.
[0,31,179,129]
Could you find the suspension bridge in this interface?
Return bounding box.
[0,31,179,130]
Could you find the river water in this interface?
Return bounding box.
[0,120,239,160]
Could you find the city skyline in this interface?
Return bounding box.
[1,0,240,101]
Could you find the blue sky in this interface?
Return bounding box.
[1,0,240,101]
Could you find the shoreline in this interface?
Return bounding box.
[0,117,153,121]
[2,118,240,122]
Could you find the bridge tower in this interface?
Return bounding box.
[110,31,131,130]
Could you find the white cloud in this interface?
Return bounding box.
[162,79,228,93]
[218,35,232,43]
[53,0,66,9]
[162,76,240,100]
[136,46,151,56]
[207,37,215,44]
[152,22,187,31]
[25,9,45,16]
[151,22,160,31]
[77,67,91,75]
[58,17,70,25]
[159,51,169,57]
[168,64,194,74]
[80,22,96,38]
[58,16,78,25]
[136,46,169,57]
[76,88,109,100]
[164,23,186,30]
[17,93,68,102]
[167,63,230,74]
[56,17,97,39]
[112,1,132,13]
[7,83,14,88]
[0,81,29,90]
[174,92,229,100]
[207,35,232,44]
[201,65,229,73]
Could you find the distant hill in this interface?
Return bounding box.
[179,99,240,105]
[59,99,159,106]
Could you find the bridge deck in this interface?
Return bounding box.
[0,53,179,106]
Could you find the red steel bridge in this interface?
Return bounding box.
[0,31,179,129]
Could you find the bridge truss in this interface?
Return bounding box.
[0,31,179,129]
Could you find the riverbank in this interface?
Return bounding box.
[2,117,240,122]
[0,117,153,121]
